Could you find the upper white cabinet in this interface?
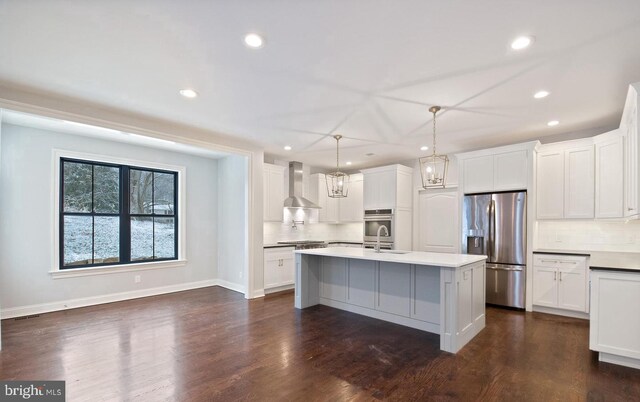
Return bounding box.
[417,189,459,253]
[457,144,535,195]
[309,173,363,223]
[362,165,413,210]
[462,155,494,194]
[536,150,565,219]
[595,131,624,218]
[564,145,595,219]
[338,174,364,222]
[622,84,639,218]
[263,163,285,222]
[494,150,528,191]
[536,140,594,220]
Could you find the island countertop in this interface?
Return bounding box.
[294,247,487,268]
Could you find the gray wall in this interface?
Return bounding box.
[0,123,219,310]
[217,154,248,290]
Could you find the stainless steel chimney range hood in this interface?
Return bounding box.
[283,161,321,209]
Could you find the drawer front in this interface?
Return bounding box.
[264,248,295,262]
[534,254,587,269]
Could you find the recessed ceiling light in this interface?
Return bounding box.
[547,120,560,127]
[346,161,352,166]
[244,33,264,49]
[511,36,534,50]
[534,90,550,99]
[179,89,198,98]
[284,145,292,151]
[420,146,429,151]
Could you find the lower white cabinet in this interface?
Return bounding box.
[264,247,295,290]
[532,254,589,314]
[590,269,640,369]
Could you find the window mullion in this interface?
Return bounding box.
[121,166,131,264]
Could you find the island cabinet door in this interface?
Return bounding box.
[377,262,411,316]
[346,259,376,309]
[411,266,440,324]
[320,257,347,302]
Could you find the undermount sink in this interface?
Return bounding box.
[378,250,411,254]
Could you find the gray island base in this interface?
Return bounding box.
[294,247,488,354]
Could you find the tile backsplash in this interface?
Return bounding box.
[536,220,640,252]
[264,222,363,245]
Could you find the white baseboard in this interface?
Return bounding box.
[216,279,246,295]
[1,279,220,319]
[532,305,590,320]
[599,352,640,370]
[264,284,294,294]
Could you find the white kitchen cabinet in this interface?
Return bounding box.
[264,247,295,290]
[536,150,565,219]
[309,173,339,222]
[338,173,364,222]
[493,150,528,191]
[263,163,285,222]
[595,131,624,218]
[622,84,639,218]
[362,165,413,210]
[309,173,362,223]
[532,254,589,314]
[590,269,640,369]
[417,189,459,253]
[463,155,494,194]
[564,145,595,219]
[536,140,595,220]
[460,149,529,194]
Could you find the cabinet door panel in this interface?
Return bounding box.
[264,259,281,288]
[595,135,624,218]
[377,262,411,316]
[377,171,396,209]
[494,150,528,191]
[536,151,564,219]
[533,266,557,307]
[463,155,494,194]
[347,259,376,308]
[412,266,440,323]
[558,265,587,312]
[281,257,295,285]
[419,191,459,253]
[564,146,595,219]
[457,267,474,336]
[320,257,347,301]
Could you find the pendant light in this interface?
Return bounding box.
[326,134,349,198]
[420,106,449,188]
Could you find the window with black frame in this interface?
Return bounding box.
[60,158,178,269]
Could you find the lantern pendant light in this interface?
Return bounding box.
[326,134,349,198]
[420,106,449,189]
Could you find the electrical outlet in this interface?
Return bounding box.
[134,275,141,283]
[239,271,243,279]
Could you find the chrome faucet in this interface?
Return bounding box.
[375,225,389,253]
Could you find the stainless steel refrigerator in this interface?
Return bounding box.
[462,191,526,309]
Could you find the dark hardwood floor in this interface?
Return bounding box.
[1,287,639,401]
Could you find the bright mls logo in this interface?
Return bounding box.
[0,381,65,401]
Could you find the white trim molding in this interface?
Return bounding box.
[216,279,246,295]
[49,259,188,279]
[51,148,188,273]
[1,279,219,319]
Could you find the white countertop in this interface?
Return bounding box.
[535,249,640,272]
[295,247,487,268]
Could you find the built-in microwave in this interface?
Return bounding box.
[363,209,394,243]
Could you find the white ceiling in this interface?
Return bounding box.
[1,1,639,169]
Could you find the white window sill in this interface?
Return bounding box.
[49,259,188,279]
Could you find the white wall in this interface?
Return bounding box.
[217,154,248,292]
[0,123,219,314]
[536,220,640,253]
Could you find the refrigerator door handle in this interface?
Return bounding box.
[489,199,496,262]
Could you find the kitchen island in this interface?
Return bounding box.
[294,247,487,353]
